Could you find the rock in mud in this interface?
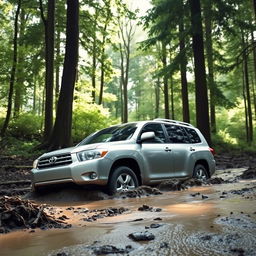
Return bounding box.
[116,186,162,198]
[128,231,155,241]
[157,179,188,191]
[81,207,129,222]
[240,167,256,179]
[91,245,133,255]
[138,204,162,212]
[183,178,204,187]
[149,223,163,229]
[206,177,226,184]
[0,196,69,233]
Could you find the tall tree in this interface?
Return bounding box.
[39,0,55,140]
[14,7,26,117]
[47,0,79,150]
[178,0,190,123]
[118,14,135,123]
[203,0,216,133]
[1,0,21,137]
[189,0,211,145]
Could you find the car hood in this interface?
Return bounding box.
[40,147,76,158]
[39,140,135,159]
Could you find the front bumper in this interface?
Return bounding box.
[31,155,112,188]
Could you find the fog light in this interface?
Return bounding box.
[90,172,97,179]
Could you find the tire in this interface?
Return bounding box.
[107,166,139,195]
[193,164,209,181]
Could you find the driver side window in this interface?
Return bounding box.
[141,123,167,143]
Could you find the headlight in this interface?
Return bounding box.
[77,150,108,161]
[33,159,39,168]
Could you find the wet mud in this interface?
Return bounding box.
[0,153,256,255]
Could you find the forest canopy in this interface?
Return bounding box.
[0,0,255,153]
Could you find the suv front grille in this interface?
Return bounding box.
[38,154,72,169]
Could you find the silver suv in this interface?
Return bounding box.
[31,119,215,194]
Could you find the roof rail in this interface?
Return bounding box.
[153,118,194,127]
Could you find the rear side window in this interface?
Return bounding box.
[164,124,190,143]
[184,127,201,143]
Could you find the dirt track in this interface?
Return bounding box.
[0,153,256,255]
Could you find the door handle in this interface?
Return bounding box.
[190,147,195,152]
[165,147,172,152]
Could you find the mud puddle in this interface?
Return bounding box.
[0,170,256,256]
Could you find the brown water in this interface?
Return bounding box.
[1,173,256,256]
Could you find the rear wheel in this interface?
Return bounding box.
[193,164,209,181]
[108,166,139,195]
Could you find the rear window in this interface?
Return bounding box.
[184,127,201,143]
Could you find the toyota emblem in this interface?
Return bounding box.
[49,156,57,164]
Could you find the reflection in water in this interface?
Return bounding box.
[0,226,110,256]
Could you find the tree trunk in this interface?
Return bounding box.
[155,76,160,118]
[242,32,253,143]
[91,10,99,103]
[162,41,170,119]
[55,27,61,112]
[170,75,175,119]
[189,0,211,145]
[47,0,79,150]
[242,67,249,142]
[251,27,256,119]
[203,0,216,133]
[14,8,25,118]
[178,0,190,123]
[0,0,21,137]
[123,46,130,123]
[98,7,111,105]
[253,0,256,21]
[40,0,55,140]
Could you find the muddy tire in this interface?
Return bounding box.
[107,166,139,195]
[193,164,209,181]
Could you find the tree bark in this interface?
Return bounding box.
[98,7,111,105]
[118,18,134,123]
[39,0,55,140]
[0,0,21,137]
[47,0,79,150]
[242,66,249,142]
[154,76,160,118]
[170,75,175,119]
[203,0,216,133]
[189,0,211,145]
[55,27,60,112]
[242,32,253,143]
[178,0,190,123]
[162,41,170,119]
[14,8,26,117]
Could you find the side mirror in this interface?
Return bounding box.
[138,131,155,143]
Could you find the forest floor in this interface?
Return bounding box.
[0,152,256,255]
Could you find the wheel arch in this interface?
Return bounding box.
[194,159,210,177]
[109,158,142,185]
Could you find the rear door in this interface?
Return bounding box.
[163,124,193,177]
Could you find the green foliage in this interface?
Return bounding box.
[0,136,43,158]
[72,102,114,143]
[8,112,42,139]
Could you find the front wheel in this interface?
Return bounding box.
[193,164,209,181]
[107,166,139,195]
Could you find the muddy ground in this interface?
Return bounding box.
[0,152,256,256]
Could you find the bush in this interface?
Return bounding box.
[8,112,42,140]
[72,103,115,143]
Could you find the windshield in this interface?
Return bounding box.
[78,123,138,146]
